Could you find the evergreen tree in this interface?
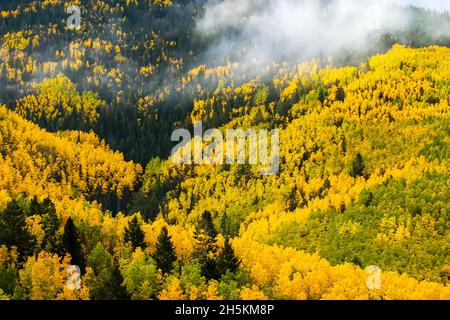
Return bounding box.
[153,226,177,275]
[216,238,241,275]
[341,136,347,154]
[193,211,219,280]
[201,257,219,281]
[41,199,61,252]
[318,85,327,104]
[61,217,85,273]
[350,153,365,178]
[0,198,35,259]
[220,213,232,238]
[200,211,218,241]
[110,263,130,300]
[29,196,42,215]
[336,87,346,102]
[124,216,146,251]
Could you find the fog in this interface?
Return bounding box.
[388,0,450,12]
[197,0,450,66]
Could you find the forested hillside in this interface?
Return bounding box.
[0,0,449,300]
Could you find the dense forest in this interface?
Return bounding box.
[0,0,450,300]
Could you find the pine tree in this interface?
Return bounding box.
[318,85,327,105]
[0,198,35,259]
[41,199,60,252]
[200,211,217,241]
[193,211,219,280]
[201,257,219,281]
[341,136,347,154]
[216,238,241,275]
[220,213,232,238]
[336,87,346,102]
[61,217,85,273]
[29,196,42,215]
[110,263,130,300]
[350,153,365,178]
[194,211,218,261]
[153,226,177,275]
[124,216,146,251]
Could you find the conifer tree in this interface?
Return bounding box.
[29,196,42,215]
[351,153,365,178]
[216,238,241,275]
[200,211,218,241]
[193,211,219,280]
[0,198,35,259]
[61,217,85,273]
[220,213,232,238]
[153,226,177,275]
[124,216,147,251]
[41,199,61,252]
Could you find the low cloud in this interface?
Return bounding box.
[197,0,448,67]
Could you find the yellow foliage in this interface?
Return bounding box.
[19,251,89,300]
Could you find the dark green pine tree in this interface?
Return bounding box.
[220,212,232,238]
[110,263,130,300]
[153,226,177,275]
[124,216,147,251]
[61,217,85,273]
[0,198,35,259]
[41,199,61,252]
[29,196,42,215]
[350,153,365,178]
[201,257,219,281]
[200,211,218,241]
[193,211,219,280]
[216,238,241,275]
[336,87,346,102]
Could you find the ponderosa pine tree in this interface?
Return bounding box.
[153,226,177,275]
[124,216,147,251]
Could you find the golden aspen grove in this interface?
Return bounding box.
[0,0,450,302]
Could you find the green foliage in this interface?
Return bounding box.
[86,243,128,300]
[124,216,147,252]
[350,153,365,178]
[0,265,17,297]
[0,198,35,259]
[36,198,61,252]
[153,227,177,275]
[180,262,205,293]
[193,212,220,280]
[269,173,450,283]
[216,239,241,276]
[120,253,159,300]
